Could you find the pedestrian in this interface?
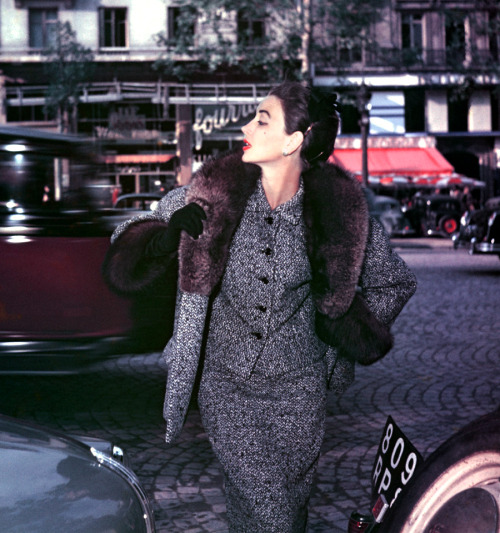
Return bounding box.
[102,81,417,533]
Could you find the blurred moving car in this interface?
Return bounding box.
[0,413,156,532]
[453,196,500,259]
[403,194,462,237]
[0,127,174,373]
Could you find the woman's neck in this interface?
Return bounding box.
[260,164,302,210]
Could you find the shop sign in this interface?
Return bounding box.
[193,103,257,150]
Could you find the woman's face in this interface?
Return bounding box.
[241,95,292,166]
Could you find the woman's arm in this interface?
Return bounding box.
[358,217,417,326]
[102,187,188,296]
[316,217,416,367]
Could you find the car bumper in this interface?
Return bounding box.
[471,242,500,254]
[0,336,141,375]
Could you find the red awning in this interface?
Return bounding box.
[102,153,175,164]
[329,147,454,177]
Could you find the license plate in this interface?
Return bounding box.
[371,416,423,515]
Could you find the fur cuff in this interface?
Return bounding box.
[316,293,393,366]
[102,219,176,296]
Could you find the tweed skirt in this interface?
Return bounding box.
[198,360,328,533]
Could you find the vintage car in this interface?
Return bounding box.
[0,413,156,532]
[0,126,174,373]
[403,194,463,237]
[371,195,415,237]
[452,196,500,259]
[363,189,415,238]
[113,192,163,211]
[348,407,500,533]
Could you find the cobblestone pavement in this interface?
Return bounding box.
[0,238,499,532]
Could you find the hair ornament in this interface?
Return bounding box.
[308,90,341,122]
[304,123,314,137]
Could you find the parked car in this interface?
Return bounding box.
[0,413,156,532]
[371,195,415,237]
[453,196,500,259]
[363,189,415,237]
[113,192,162,211]
[0,126,174,373]
[348,407,500,533]
[403,194,462,237]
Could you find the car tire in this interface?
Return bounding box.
[378,408,500,533]
[439,216,459,235]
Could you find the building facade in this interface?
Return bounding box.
[0,0,499,197]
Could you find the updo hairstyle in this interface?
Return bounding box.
[268,81,340,169]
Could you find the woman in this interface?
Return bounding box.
[103,81,417,532]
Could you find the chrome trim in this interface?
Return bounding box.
[90,447,156,533]
[474,242,500,253]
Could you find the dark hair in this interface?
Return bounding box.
[268,81,340,169]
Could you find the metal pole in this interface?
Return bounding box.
[357,84,371,188]
[361,110,369,187]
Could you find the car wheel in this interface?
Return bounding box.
[439,216,459,235]
[378,409,500,533]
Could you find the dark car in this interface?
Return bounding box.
[371,195,415,237]
[0,413,156,532]
[453,196,500,259]
[0,127,173,373]
[403,194,462,237]
[113,192,162,211]
[363,189,415,238]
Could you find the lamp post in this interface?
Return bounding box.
[357,84,372,188]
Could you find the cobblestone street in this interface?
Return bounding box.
[0,238,499,532]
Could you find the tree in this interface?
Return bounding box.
[154,0,303,82]
[310,0,388,76]
[153,0,389,86]
[442,4,500,102]
[43,21,94,133]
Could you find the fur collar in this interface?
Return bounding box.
[179,151,369,321]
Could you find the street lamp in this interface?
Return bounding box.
[357,83,372,188]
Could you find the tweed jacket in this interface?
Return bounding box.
[103,151,417,443]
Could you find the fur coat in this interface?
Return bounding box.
[103,151,417,443]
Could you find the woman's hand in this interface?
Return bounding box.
[146,203,206,257]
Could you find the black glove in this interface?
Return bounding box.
[146,202,206,257]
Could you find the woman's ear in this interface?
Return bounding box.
[285,131,305,156]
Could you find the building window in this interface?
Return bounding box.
[404,88,425,132]
[338,38,363,64]
[99,8,128,48]
[402,13,422,52]
[29,8,58,49]
[448,92,468,132]
[445,13,466,65]
[167,6,196,45]
[237,11,265,46]
[489,11,499,61]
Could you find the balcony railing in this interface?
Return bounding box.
[364,47,498,70]
[5,82,271,108]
